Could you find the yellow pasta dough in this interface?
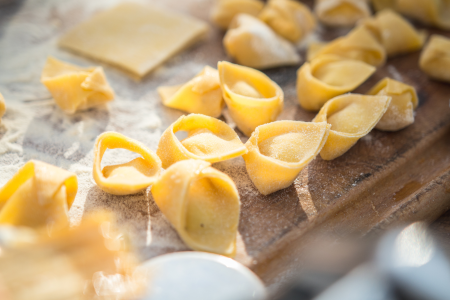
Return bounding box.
[93,132,162,195]
[396,0,450,30]
[0,160,78,228]
[360,10,426,57]
[59,2,208,78]
[243,121,330,195]
[368,78,418,131]
[41,57,114,114]
[297,55,376,111]
[419,35,450,83]
[371,0,396,11]
[313,94,391,160]
[259,0,316,43]
[308,26,386,67]
[158,66,224,118]
[151,159,240,256]
[315,0,371,27]
[223,14,301,69]
[211,0,264,29]
[0,93,5,121]
[157,114,247,169]
[218,61,284,136]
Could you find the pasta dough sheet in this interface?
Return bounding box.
[59,2,209,78]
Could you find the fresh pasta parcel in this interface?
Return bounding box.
[297,54,375,111]
[93,132,162,195]
[157,114,247,169]
[368,78,419,131]
[0,160,78,228]
[313,94,391,160]
[218,61,284,136]
[41,57,114,114]
[244,121,330,195]
[151,159,240,257]
[158,66,224,118]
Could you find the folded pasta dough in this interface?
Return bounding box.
[259,0,316,43]
[396,0,450,30]
[315,0,371,27]
[244,121,330,195]
[157,114,247,169]
[0,93,5,121]
[360,10,426,57]
[211,0,264,29]
[158,66,224,118]
[151,159,240,256]
[297,55,376,111]
[218,61,284,136]
[313,94,391,160]
[371,0,396,11]
[93,132,162,195]
[41,57,114,114]
[308,26,386,67]
[368,78,418,131]
[0,160,78,228]
[419,35,450,83]
[223,14,301,69]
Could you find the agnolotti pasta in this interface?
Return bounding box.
[243,121,330,195]
[0,160,78,228]
[151,159,240,257]
[396,0,450,30]
[223,14,301,69]
[308,26,386,67]
[419,35,450,83]
[218,61,284,136]
[211,0,264,29]
[368,78,418,131]
[360,10,426,57]
[157,114,247,169]
[297,55,376,111]
[93,132,162,195]
[315,0,371,27]
[259,0,316,43]
[0,93,5,121]
[158,66,224,118]
[41,57,114,114]
[313,94,391,160]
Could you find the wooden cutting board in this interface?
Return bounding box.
[1,0,449,289]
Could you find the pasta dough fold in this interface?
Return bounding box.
[313,94,391,160]
[224,14,301,69]
[157,114,247,169]
[360,9,426,57]
[93,132,162,195]
[41,57,114,114]
[371,0,396,11]
[396,0,450,30]
[419,35,450,83]
[218,61,284,136]
[297,55,376,111]
[151,159,240,257]
[0,160,78,228]
[259,0,316,43]
[158,66,224,118]
[243,121,330,195]
[308,26,386,67]
[315,0,371,27]
[368,78,418,131]
[211,0,264,29]
[0,93,5,121]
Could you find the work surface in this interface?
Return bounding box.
[0,0,450,286]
